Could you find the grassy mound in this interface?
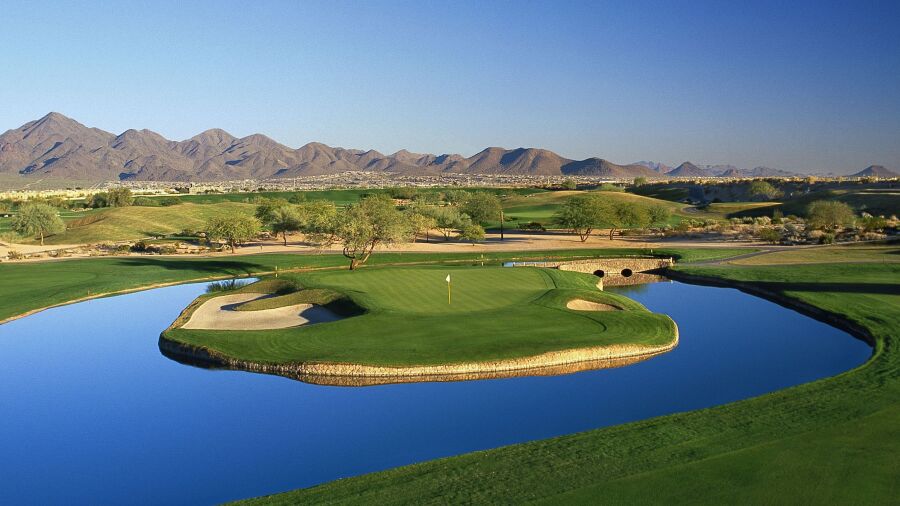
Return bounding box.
[163,265,676,367]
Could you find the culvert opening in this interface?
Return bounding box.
[593,269,605,278]
[621,268,633,277]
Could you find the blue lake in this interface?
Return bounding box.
[0,279,871,505]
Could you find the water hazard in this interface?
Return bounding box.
[0,278,871,505]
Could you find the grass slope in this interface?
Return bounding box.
[499,190,686,228]
[236,258,899,505]
[48,202,255,244]
[164,266,675,366]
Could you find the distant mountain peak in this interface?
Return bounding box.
[0,113,817,182]
[851,165,898,177]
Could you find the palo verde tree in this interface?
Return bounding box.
[11,202,65,245]
[107,188,134,207]
[609,201,650,239]
[428,206,472,240]
[404,205,438,243]
[554,194,609,242]
[463,192,504,239]
[204,213,260,253]
[255,198,301,245]
[298,200,339,245]
[806,200,855,230]
[336,195,409,270]
[269,206,302,246]
[748,180,782,201]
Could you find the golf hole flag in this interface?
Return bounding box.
[446,274,451,304]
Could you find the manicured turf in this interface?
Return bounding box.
[732,242,900,265]
[0,247,752,323]
[164,265,676,366]
[498,190,687,228]
[235,255,899,505]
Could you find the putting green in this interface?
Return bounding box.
[162,265,677,370]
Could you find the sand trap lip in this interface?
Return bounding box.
[182,293,341,330]
[566,299,621,311]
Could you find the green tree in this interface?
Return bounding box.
[269,206,302,246]
[633,176,648,187]
[648,204,671,225]
[609,202,650,239]
[748,180,782,200]
[205,213,260,253]
[458,223,485,244]
[254,198,290,225]
[12,202,65,245]
[429,206,472,240]
[85,192,108,209]
[298,200,339,245]
[806,200,855,230]
[405,207,438,243]
[444,189,471,206]
[561,179,578,190]
[554,194,609,242]
[106,188,134,207]
[462,192,505,239]
[758,227,780,244]
[336,195,409,270]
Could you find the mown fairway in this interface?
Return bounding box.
[165,265,676,366]
[498,190,686,228]
[236,250,900,505]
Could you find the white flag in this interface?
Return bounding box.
[446,274,451,283]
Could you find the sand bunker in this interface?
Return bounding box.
[182,293,341,330]
[566,299,621,311]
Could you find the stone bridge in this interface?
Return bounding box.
[510,257,674,279]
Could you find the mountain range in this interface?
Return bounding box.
[0,113,890,182]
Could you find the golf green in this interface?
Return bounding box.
[162,265,677,371]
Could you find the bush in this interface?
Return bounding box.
[518,221,546,231]
[820,233,835,244]
[757,228,780,244]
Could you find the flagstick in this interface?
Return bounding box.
[448,279,451,305]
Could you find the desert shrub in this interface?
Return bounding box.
[757,228,780,244]
[206,279,252,293]
[518,221,546,231]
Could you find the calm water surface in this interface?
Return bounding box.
[0,280,870,505]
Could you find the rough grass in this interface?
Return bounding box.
[234,256,899,505]
[46,202,256,244]
[164,266,676,366]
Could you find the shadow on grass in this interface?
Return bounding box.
[111,256,268,276]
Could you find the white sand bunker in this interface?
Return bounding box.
[566,299,621,311]
[182,293,341,330]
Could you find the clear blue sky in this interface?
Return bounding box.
[1,0,898,173]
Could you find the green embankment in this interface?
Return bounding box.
[235,257,899,505]
[497,190,687,228]
[0,247,752,323]
[163,265,675,366]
